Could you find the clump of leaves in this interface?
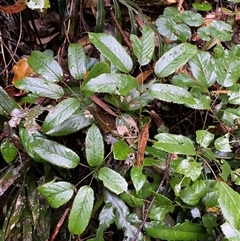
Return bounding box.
[0,7,240,241]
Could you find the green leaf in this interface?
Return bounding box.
[26,0,50,9]
[196,130,214,148]
[145,221,206,240]
[188,51,216,87]
[197,20,232,41]
[154,43,197,77]
[19,128,43,162]
[82,62,110,87]
[95,203,115,240]
[14,77,64,99]
[149,193,175,221]
[220,160,231,182]
[174,24,191,42]
[176,157,202,181]
[68,43,86,80]
[28,51,63,82]
[221,107,240,127]
[217,181,240,230]
[89,32,133,73]
[113,140,132,160]
[0,139,18,163]
[149,84,196,105]
[130,25,155,66]
[31,138,80,168]
[214,133,232,152]
[81,73,138,96]
[181,11,204,27]
[45,111,91,136]
[0,86,14,115]
[86,124,104,167]
[202,213,217,235]
[192,2,212,11]
[98,167,128,194]
[180,180,208,205]
[38,181,74,208]
[68,186,94,235]
[130,167,146,193]
[104,190,143,240]
[154,133,195,155]
[214,59,240,87]
[42,98,80,134]
[228,89,240,105]
[156,18,177,41]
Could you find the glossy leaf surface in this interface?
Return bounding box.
[68,186,94,234]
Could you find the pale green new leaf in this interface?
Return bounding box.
[217,182,240,230]
[68,186,94,235]
[214,133,232,152]
[31,138,80,168]
[188,51,216,87]
[42,98,80,134]
[130,25,155,66]
[89,32,133,73]
[68,43,86,80]
[81,73,138,96]
[86,124,104,167]
[149,84,196,105]
[38,181,74,208]
[154,43,197,77]
[130,167,146,193]
[196,130,214,148]
[145,221,206,240]
[14,77,64,99]
[154,133,195,155]
[28,51,62,82]
[98,167,128,194]
[176,157,202,181]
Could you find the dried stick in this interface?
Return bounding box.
[103,0,132,50]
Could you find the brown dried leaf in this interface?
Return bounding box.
[136,121,150,167]
[0,0,26,14]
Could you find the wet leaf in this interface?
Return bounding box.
[196,130,214,148]
[81,73,138,96]
[0,139,18,163]
[98,167,128,194]
[217,182,240,230]
[130,167,146,193]
[154,43,197,77]
[149,84,196,106]
[86,124,104,167]
[145,221,206,240]
[130,25,155,66]
[42,98,80,134]
[154,133,195,155]
[68,43,86,80]
[38,181,74,208]
[27,51,62,82]
[89,32,133,73]
[31,138,80,168]
[14,77,64,99]
[68,186,94,235]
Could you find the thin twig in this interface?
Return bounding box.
[104,0,132,50]
[132,153,173,241]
